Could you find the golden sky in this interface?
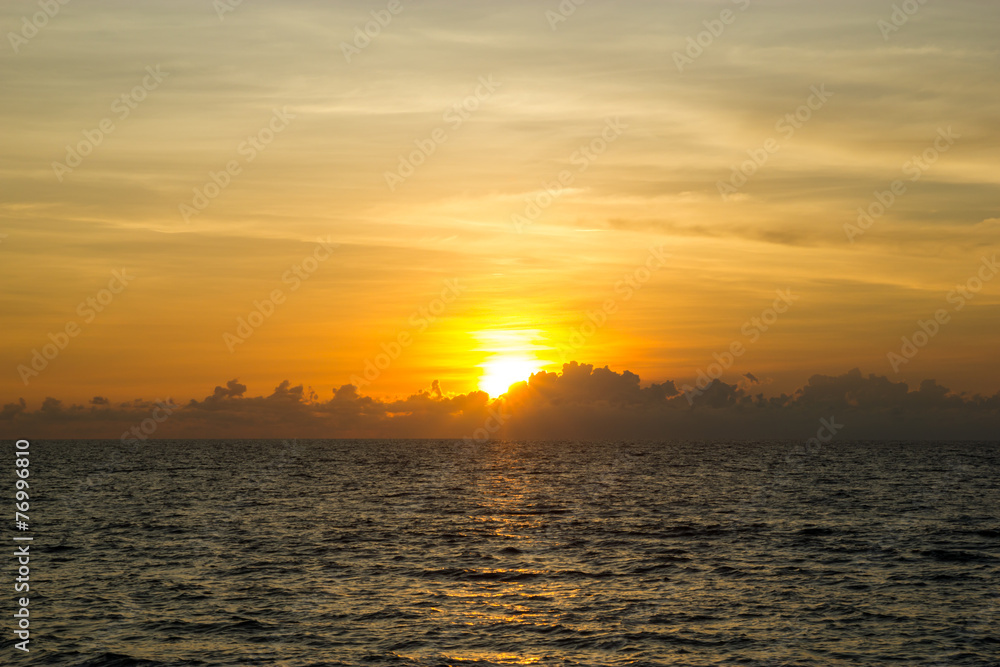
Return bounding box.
[1,0,998,407]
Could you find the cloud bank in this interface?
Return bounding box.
[3,363,998,442]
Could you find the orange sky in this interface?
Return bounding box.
[1,0,998,408]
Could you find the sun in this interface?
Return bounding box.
[473,328,549,397]
[478,356,540,397]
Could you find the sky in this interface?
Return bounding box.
[1,0,998,437]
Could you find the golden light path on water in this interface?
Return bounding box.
[36,439,1000,665]
[396,447,577,665]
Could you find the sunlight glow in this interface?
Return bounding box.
[472,329,550,397]
[478,356,540,397]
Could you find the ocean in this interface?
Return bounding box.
[15,439,1000,666]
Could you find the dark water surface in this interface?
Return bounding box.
[12,439,1000,666]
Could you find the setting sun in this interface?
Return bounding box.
[3,2,998,664]
[473,329,548,397]
[478,357,540,397]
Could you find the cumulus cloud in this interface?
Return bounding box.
[0,398,26,421]
[1,363,998,441]
[204,379,248,403]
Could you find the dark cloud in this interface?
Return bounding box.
[1,364,998,441]
[208,380,248,401]
[0,398,26,421]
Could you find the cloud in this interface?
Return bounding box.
[0,399,26,421]
[205,379,248,402]
[1,0,997,406]
[2,363,998,442]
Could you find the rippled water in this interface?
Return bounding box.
[15,439,1000,666]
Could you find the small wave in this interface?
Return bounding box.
[73,653,169,667]
[417,567,542,582]
[921,549,996,563]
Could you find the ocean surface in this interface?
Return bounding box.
[12,439,1000,666]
